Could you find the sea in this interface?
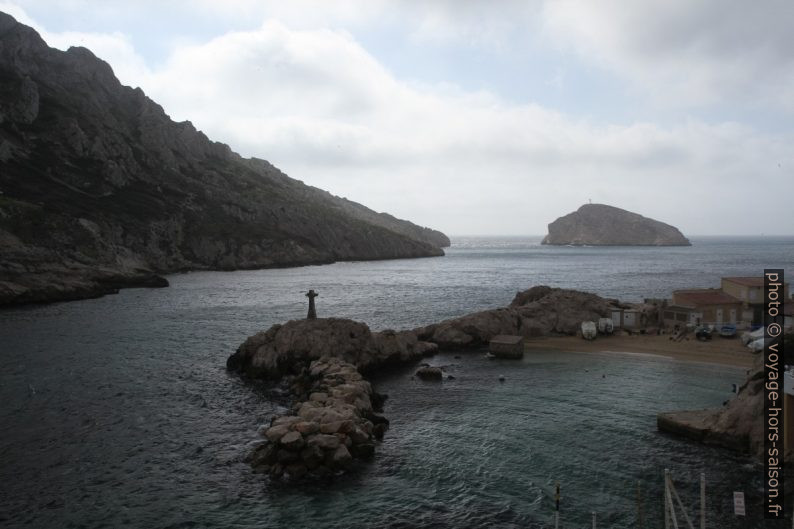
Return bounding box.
[1,236,792,529]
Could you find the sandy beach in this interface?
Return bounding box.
[525,333,755,368]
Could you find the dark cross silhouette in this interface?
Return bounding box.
[306,289,319,319]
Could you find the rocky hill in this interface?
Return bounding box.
[542,204,690,246]
[0,13,449,306]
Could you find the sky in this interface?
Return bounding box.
[1,1,793,236]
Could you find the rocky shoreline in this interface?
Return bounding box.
[228,286,622,480]
[0,268,169,306]
[229,285,775,482]
[657,352,766,457]
[0,13,449,308]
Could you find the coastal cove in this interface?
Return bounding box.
[1,236,793,528]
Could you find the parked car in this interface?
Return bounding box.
[719,324,737,338]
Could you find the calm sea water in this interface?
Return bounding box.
[1,236,792,528]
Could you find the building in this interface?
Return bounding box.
[662,304,694,328]
[721,277,790,325]
[610,308,640,329]
[669,289,743,327]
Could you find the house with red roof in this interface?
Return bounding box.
[661,276,790,329]
[668,288,743,327]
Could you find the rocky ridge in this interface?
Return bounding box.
[542,204,690,246]
[0,13,448,306]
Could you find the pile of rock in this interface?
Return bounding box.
[414,286,618,349]
[227,318,438,379]
[248,357,388,479]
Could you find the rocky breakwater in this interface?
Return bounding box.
[227,318,438,479]
[414,285,620,349]
[248,357,386,479]
[228,287,623,479]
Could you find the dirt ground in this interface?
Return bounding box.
[524,333,756,368]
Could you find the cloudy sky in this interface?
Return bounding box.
[2,1,793,236]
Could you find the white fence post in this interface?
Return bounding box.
[700,473,706,529]
[664,469,671,529]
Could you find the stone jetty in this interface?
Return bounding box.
[248,357,385,479]
[228,286,639,480]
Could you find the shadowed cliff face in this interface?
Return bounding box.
[542,203,691,246]
[0,13,448,306]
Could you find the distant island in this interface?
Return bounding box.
[542,203,691,246]
[0,14,449,306]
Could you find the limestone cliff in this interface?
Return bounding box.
[0,13,448,306]
[542,204,690,246]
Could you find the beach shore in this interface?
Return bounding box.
[525,334,755,368]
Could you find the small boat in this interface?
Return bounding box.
[719,324,737,338]
[581,321,597,340]
[741,327,763,345]
[748,338,764,352]
[484,352,496,359]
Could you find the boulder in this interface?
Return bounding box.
[293,421,320,435]
[228,318,434,378]
[279,431,305,451]
[301,444,325,469]
[328,444,353,469]
[284,463,308,479]
[415,366,443,381]
[308,433,341,451]
[351,442,375,459]
[264,424,291,443]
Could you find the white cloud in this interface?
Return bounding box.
[1,3,792,236]
[542,0,794,111]
[134,20,791,235]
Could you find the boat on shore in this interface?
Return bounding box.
[581,321,597,340]
[719,324,737,338]
[597,317,614,335]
